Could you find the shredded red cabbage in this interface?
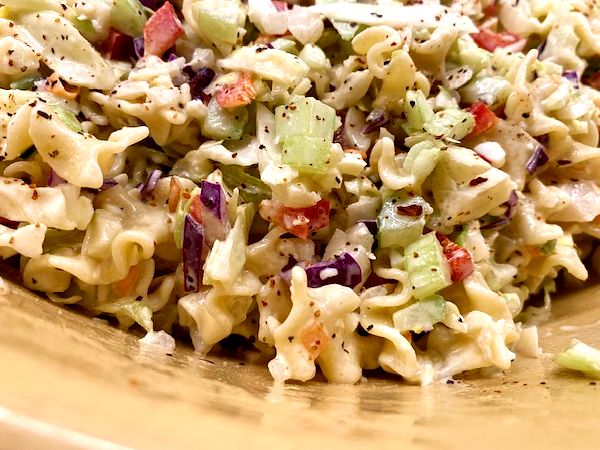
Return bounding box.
[139,0,166,10]
[537,40,546,59]
[333,110,347,146]
[563,70,580,88]
[504,190,518,218]
[47,169,66,187]
[363,109,390,135]
[480,216,511,230]
[134,37,145,58]
[525,145,549,174]
[183,214,208,293]
[140,169,162,200]
[200,181,230,245]
[281,252,362,289]
[189,68,215,101]
[481,190,518,230]
[100,178,118,191]
[102,29,135,61]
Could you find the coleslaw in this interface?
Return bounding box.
[0,0,599,384]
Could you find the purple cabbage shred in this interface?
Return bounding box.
[526,145,549,174]
[363,109,390,135]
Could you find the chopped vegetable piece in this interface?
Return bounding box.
[143,2,184,57]
[219,164,271,204]
[215,72,256,109]
[183,214,208,293]
[466,101,498,136]
[363,109,389,135]
[201,96,248,140]
[403,232,452,300]
[424,108,475,141]
[46,73,80,100]
[275,96,336,173]
[51,105,83,133]
[392,295,446,333]
[200,181,230,245]
[189,67,215,100]
[525,145,549,174]
[140,0,165,10]
[97,298,153,333]
[134,36,145,58]
[403,90,434,135]
[259,198,330,240]
[470,28,520,52]
[114,264,141,297]
[299,321,330,359]
[281,136,332,174]
[47,169,66,187]
[555,339,600,379]
[436,233,475,282]
[140,169,162,200]
[275,95,337,142]
[192,0,245,45]
[539,239,557,256]
[377,193,432,249]
[9,72,41,91]
[102,28,135,61]
[111,0,148,37]
[302,252,362,289]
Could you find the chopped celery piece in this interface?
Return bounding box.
[51,106,82,133]
[539,239,557,256]
[202,97,247,141]
[377,193,432,249]
[403,90,434,135]
[451,36,491,74]
[192,0,245,45]
[219,164,271,204]
[392,295,446,333]
[72,17,95,35]
[275,95,336,142]
[111,0,148,37]
[403,139,444,188]
[403,232,452,300]
[270,38,299,55]
[9,72,41,91]
[174,187,200,249]
[424,109,474,141]
[96,298,153,333]
[282,136,331,174]
[555,340,600,379]
[275,96,336,173]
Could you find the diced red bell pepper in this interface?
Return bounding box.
[436,233,475,282]
[215,73,257,109]
[143,2,184,57]
[259,198,330,240]
[466,101,498,137]
[471,28,520,52]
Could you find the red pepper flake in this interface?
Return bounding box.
[469,176,488,186]
[396,204,423,216]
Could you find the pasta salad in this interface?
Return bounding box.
[1,0,600,384]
